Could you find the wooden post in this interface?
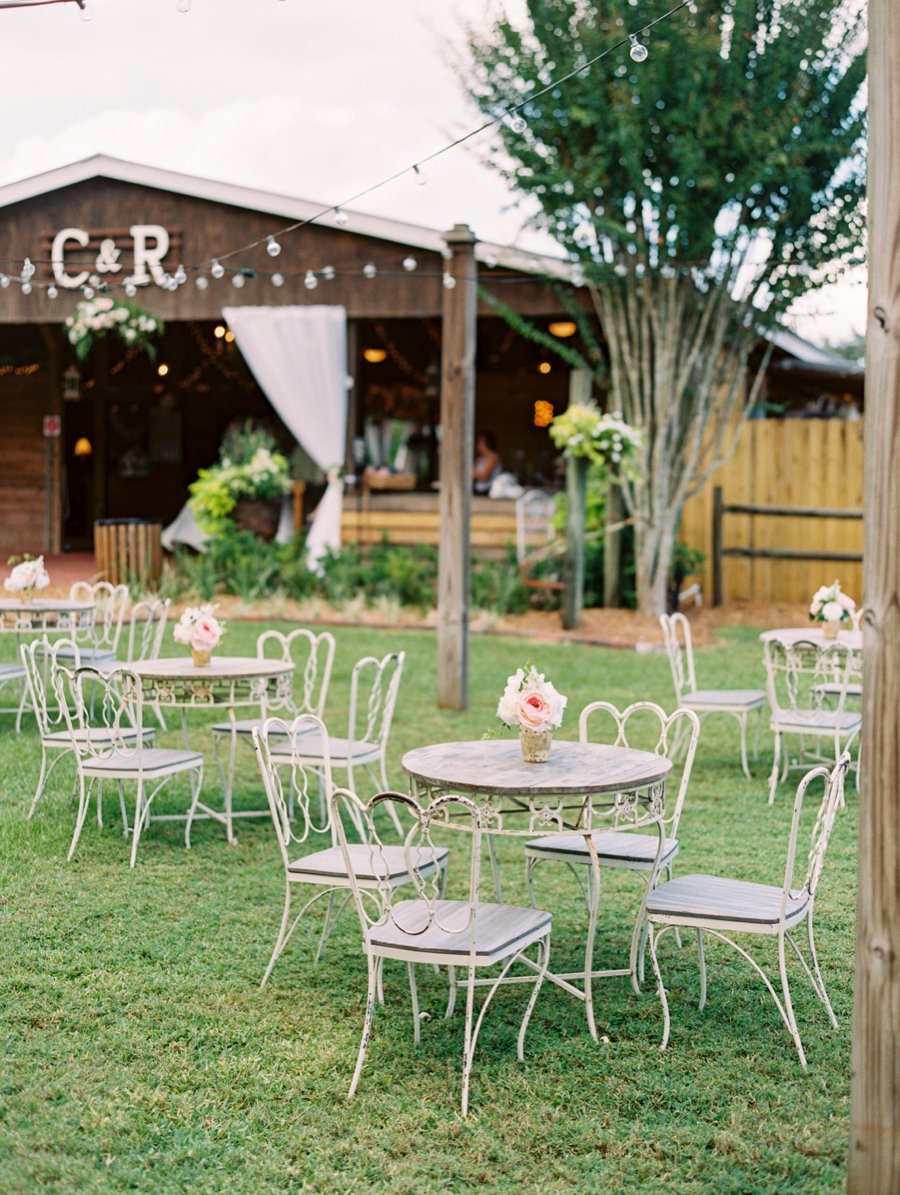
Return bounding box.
[848,2,900,1189]
[562,369,593,630]
[603,474,622,608]
[345,318,358,474]
[39,325,63,554]
[712,485,724,607]
[437,224,477,710]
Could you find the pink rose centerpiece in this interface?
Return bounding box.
[4,554,50,604]
[809,580,856,639]
[497,664,567,763]
[173,604,226,666]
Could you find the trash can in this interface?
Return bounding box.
[94,518,163,586]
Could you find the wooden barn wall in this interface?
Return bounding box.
[679,418,865,605]
[0,378,47,549]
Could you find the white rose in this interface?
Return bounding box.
[822,600,843,622]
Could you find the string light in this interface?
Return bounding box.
[47,284,58,299]
[266,236,281,257]
[363,263,377,279]
[175,0,192,11]
[82,285,94,299]
[0,275,9,289]
[629,34,649,62]
[195,275,209,290]
[271,272,284,287]
[125,281,137,297]
[210,259,224,279]
[21,282,32,295]
[174,263,187,285]
[303,270,318,289]
[231,272,246,288]
[334,208,349,227]
[321,265,336,281]
[413,165,428,187]
[442,273,456,290]
[403,257,418,272]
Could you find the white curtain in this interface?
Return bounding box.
[222,305,347,564]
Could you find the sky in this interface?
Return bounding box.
[0,0,866,345]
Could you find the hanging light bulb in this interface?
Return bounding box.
[402,257,417,272]
[362,262,377,279]
[175,0,192,11]
[125,281,137,298]
[508,112,527,134]
[79,4,93,21]
[442,272,457,290]
[210,259,225,279]
[321,265,336,281]
[195,275,209,290]
[21,282,32,296]
[88,273,100,287]
[21,258,36,282]
[232,272,246,288]
[441,246,453,261]
[82,285,95,299]
[629,35,649,62]
[174,263,187,285]
[0,275,9,289]
[266,236,281,257]
[413,165,428,187]
[334,208,349,227]
[304,271,318,290]
[47,284,58,300]
[271,273,285,287]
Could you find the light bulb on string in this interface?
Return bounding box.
[266,236,281,257]
[304,271,318,290]
[232,273,246,288]
[195,275,209,290]
[271,273,285,288]
[47,285,58,300]
[402,257,417,272]
[125,281,137,298]
[507,112,527,134]
[21,258,35,281]
[441,246,453,261]
[174,264,187,285]
[88,274,100,287]
[442,272,457,290]
[21,282,32,296]
[413,165,428,187]
[82,285,94,299]
[362,263,377,279]
[334,208,349,227]
[79,4,93,21]
[321,265,335,281]
[629,35,648,62]
[210,259,225,279]
[0,275,9,289]
[175,0,192,11]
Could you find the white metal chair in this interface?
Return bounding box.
[660,611,765,779]
[267,650,406,831]
[60,581,130,664]
[525,701,700,1002]
[53,664,202,867]
[515,488,556,564]
[334,787,552,1117]
[645,753,850,1067]
[0,655,28,730]
[252,716,448,990]
[763,637,861,805]
[211,627,335,788]
[95,597,171,728]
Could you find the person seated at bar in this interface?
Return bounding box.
[473,431,502,495]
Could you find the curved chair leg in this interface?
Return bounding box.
[117,781,129,836]
[517,935,551,1061]
[315,890,345,963]
[96,779,104,828]
[445,965,457,1019]
[778,933,807,1067]
[27,744,52,819]
[460,963,478,1118]
[184,766,204,849]
[805,917,838,1030]
[582,843,602,1042]
[697,929,707,1010]
[408,963,420,1044]
[647,922,672,1051]
[261,883,293,989]
[67,776,93,861]
[129,782,146,869]
[348,958,378,1098]
[768,735,781,805]
[753,706,763,761]
[737,711,751,780]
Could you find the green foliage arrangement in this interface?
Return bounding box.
[188,421,291,536]
[64,296,163,362]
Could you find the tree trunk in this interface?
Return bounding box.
[562,456,588,629]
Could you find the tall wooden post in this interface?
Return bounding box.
[603,475,622,608]
[848,2,900,1189]
[437,224,477,709]
[562,368,593,630]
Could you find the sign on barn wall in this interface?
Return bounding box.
[42,225,181,289]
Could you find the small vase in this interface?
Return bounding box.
[822,620,840,640]
[191,647,212,667]
[520,727,552,764]
[19,589,34,605]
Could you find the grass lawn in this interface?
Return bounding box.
[0,623,855,1193]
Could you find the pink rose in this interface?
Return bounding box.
[517,689,552,732]
[190,618,221,651]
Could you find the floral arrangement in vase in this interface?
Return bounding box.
[64,297,163,362]
[173,604,226,666]
[4,554,50,604]
[809,580,856,638]
[497,665,567,763]
[548,402,641,473]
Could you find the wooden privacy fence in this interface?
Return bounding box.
[711,487,864,606]
[679,418,864,604]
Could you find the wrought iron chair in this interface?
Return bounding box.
[763,637,861,805]
[645,753,850,1067]
[266,650,406,832]
[96,597,171,728]
[525,701,700,1001]
[334,787,552,1117]
[60,581,130,664]
[515,488,556,564]
[211,627,335,793]
[0,655,28,730]
[252,715,448,989]
[53,664,202,867]
[660,611,765,779]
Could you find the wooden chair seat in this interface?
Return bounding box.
[683,688,766,710]
[646,873,809,930]
[526,829,678,869]
[288,843,448,887]
[43,726,154,747]
[367,899,551,967]
[770,709,861,734]
[80,747,203,777]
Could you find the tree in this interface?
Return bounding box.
[465,0,866,614]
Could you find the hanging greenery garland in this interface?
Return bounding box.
[64,297,164,362]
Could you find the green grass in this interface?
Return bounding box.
[0,623,855,1193]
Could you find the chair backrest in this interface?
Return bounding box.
[659,612,696,701]
[122,597,170,663]
[20,636,81,739]
[515,489,556,564]
[764,638,859,718]
[332,788,480,947]
[69,581,130,651]
[348,651,405,751]
[783,752,850,914]
[253,715,334,867]
[579,700,700,836]
[256,628,335,719]
[52,664,144,762]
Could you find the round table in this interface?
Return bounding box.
[131,655,295,842]
[0,597,95,635]
[760,626,862,649]
[402,738,673,1040]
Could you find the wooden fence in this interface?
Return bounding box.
[679,418,864,604]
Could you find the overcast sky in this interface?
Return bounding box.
[1,0,865,343]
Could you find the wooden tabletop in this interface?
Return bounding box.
[0,598,94,612]
[130,656,294,681]
[402,739,672,797]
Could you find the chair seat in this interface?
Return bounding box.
[211,718,317,737]
[526,829,678,868]
[56,646,118,665]
[81,747,203,776]
[288,843,448,886]
[811,682,863,700]
[367,899,551,966]
[0,662,25,680]
[646,873,808,929]
[771,708,861,734]
[271,733,381,767]
[44,726,155,748]
[683,689,766,710]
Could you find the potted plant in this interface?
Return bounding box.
[188,421,291,540]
